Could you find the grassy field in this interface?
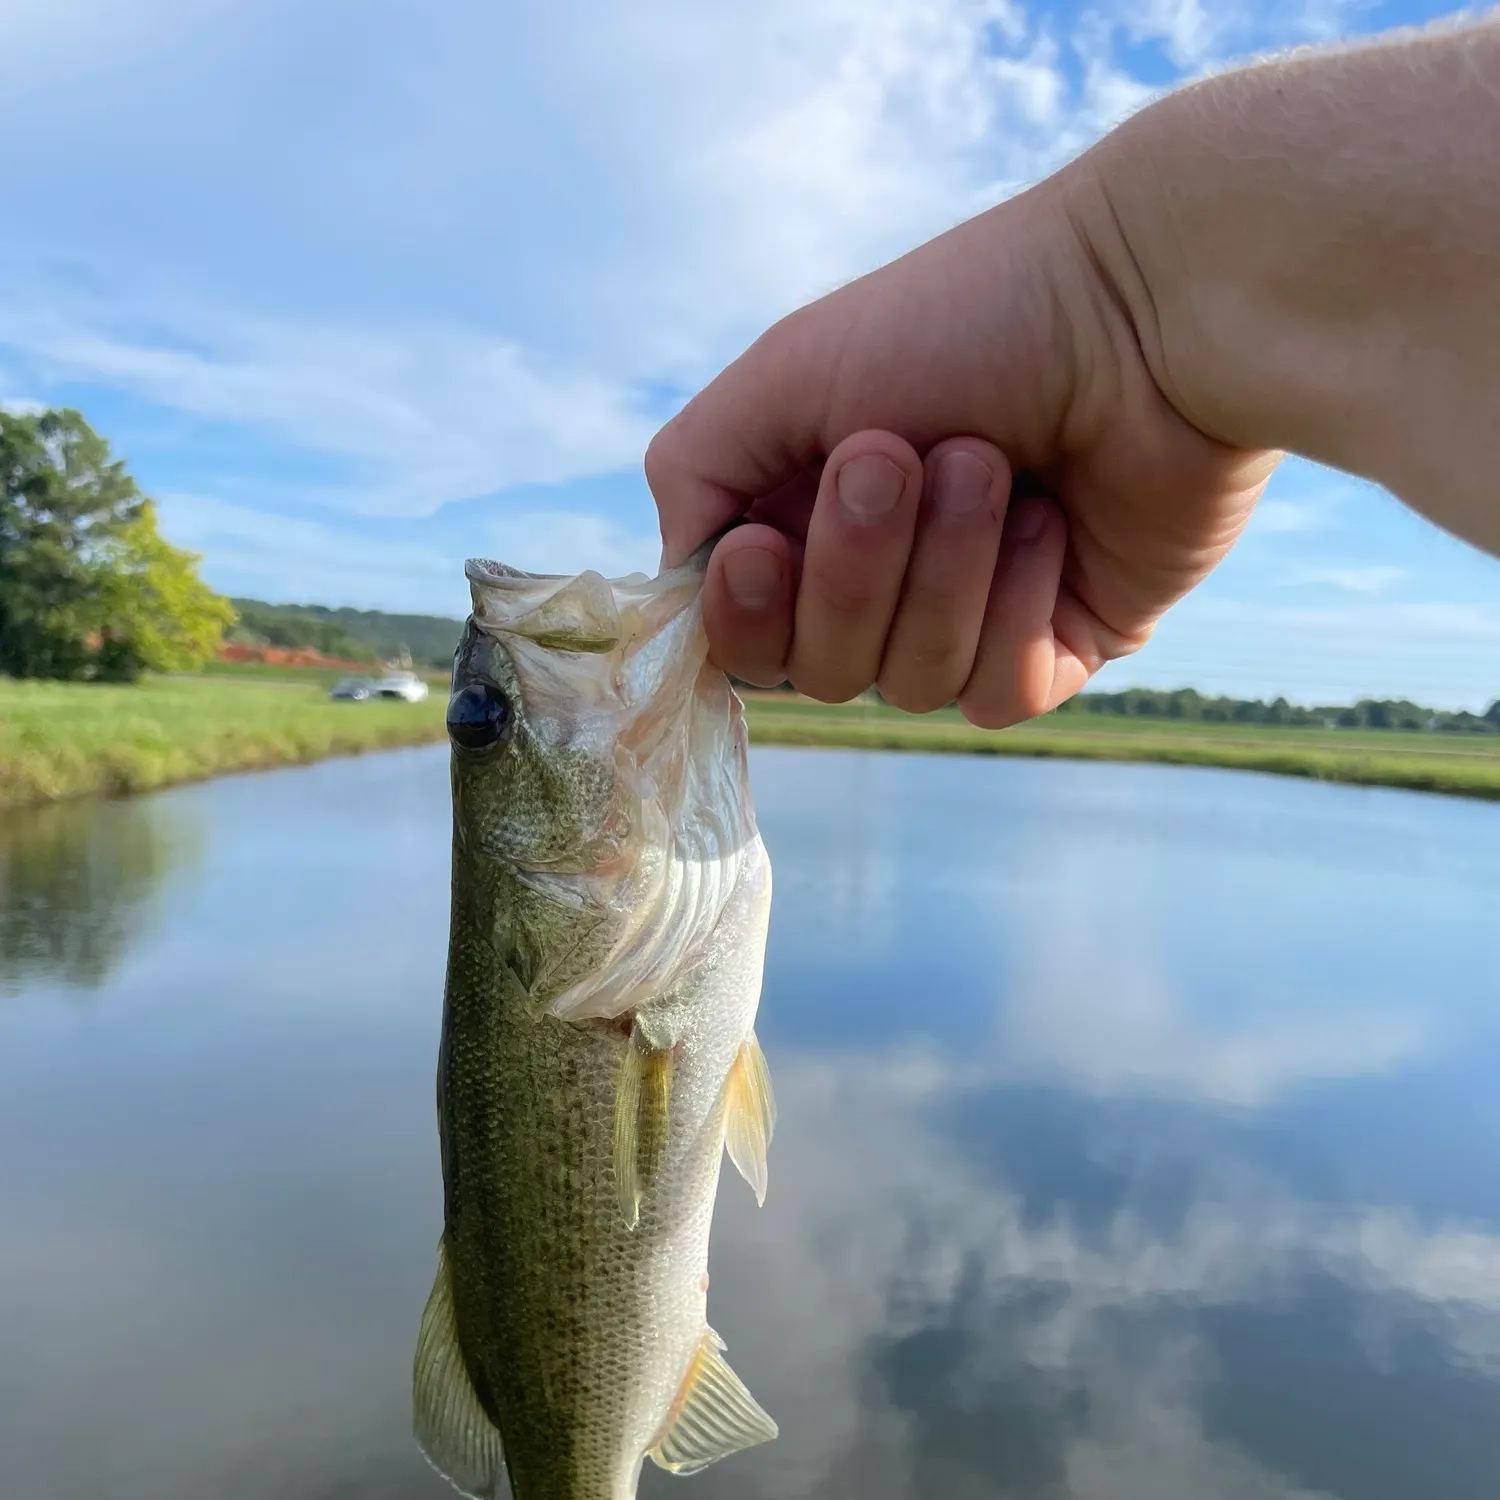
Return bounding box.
[200,660,450,688]
[741,694,1500,801]
[0,674,447,809]
[4,674,1500,811]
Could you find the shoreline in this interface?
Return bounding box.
[744,717,1500,801]
[0,674,448,812]
[3,678,1499,812]
[741,699,1500,804]
[0,730,451,814]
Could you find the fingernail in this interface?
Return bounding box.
[836,454,906,521]
[1011,500,1050,542]
[933,451,993,516]
[723,547,783,611]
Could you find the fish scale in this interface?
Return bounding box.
[414,549,778,1500]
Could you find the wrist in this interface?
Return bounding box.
[1062,21,1500,528]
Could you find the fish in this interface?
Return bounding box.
[413,543,778,1500]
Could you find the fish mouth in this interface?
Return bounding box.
[463,543,714,658]
[463,546,725,791]
[460,546,746,879]
[461,544,758,1021]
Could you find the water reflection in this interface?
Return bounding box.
[1,748,1499,1499]
[0,795,201,995]
[703,1051,1500,1499]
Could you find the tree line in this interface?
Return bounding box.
[1049,686,1500,734]
[4,406,1495,724]
[754,677,1500,736]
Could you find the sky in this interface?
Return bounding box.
[1,0,1495,708]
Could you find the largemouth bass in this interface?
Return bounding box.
[413,545,777,1500]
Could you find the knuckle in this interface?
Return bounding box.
[1001,664,1054,725]
[710,631,790,693]
[878,645,965,715]
[790,664,866,705]
[807,571,883,623]
[642,427,680,495]
[958,688,1016,731]
[877,675,944,715]
[903,573,966,614]
[907,635,966,680]
[721,651,786,690]
[1015,686,1051,723]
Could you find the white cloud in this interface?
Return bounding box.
[1002,964,1426,1107]
[1252,499,1325,535]
[988,853,1432,1107]
[2,303,656,517]
[1284,564,1407,592]
[1121,0,1221,67]
[1246,463,1388,538]
[2,0,1091,513]
[156,491,660,614]
[0,0,1360,518]
[1392,601,1500,638]
[1096,0,1369,72]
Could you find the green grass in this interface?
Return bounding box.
[200,660,450,688]
[5,675,1499,812]
[0,674,448,809]
[742,695,1500,801]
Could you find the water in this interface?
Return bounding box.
[3,745,1500,1499]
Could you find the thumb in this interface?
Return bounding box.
[645,311,833,568]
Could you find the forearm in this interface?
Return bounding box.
[1070,17,1500,553]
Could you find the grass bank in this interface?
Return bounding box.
[0,674,447,809]
[741,695,1500,802]
[5,675,1499,812]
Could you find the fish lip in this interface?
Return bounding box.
[462,527,729,592]
[462,545,716,654]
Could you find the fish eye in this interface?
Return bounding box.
[446,682,513,751]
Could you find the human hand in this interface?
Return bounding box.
[645,170,1279,726]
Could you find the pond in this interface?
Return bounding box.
[3,744,1500,1499]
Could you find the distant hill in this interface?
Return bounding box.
[229,598,463,670]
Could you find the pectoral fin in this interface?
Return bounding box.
[722,1032,776,1206]
[613,1021,675,1229]
[412,1241,505,1499]
[648,1328,779,1475]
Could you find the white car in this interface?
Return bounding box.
[376,670,431,703]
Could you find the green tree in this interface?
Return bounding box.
[0,408,232,680]
[95,501,236,680]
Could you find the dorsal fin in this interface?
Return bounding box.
[648,1328,779,1475]
[412,1240,506,1498]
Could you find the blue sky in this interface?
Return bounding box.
[2,0,1494,707]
